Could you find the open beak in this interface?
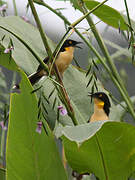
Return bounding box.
[75,41,83,49]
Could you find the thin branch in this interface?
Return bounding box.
[12,0,18,16]
[28,0,52,58]
[28,0,78,125]
[77,0,135,120]
[70,0,108,28]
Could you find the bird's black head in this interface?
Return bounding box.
[88,92,111,116]
[60,39,82,52]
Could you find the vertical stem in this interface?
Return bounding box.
[124,0,133,32]
[124,0,134,60]
[78,0,135,120]
[33,0,135,120]
[0,129,6,167]
[70,0,108,28]
[28,0,78,125]
[28,0,52,58]
[54,65,78,125]
[12,0,18,16]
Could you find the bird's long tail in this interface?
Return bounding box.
[28,70,46,85]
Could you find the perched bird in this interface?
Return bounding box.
[88,92,111,122]
[29,39,82,85]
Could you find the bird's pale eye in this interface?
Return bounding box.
[69,41,72,44]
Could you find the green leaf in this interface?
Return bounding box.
[40,65,114,126]
[64,66,100,123]
[0,44,18,71]
[0,49,67,179]
[64,66,120,123]
[27,65,120,127]
[84,0,128,30]
[0,16,55,74]
[6,70,67,180]
[0,16,58,129]
[0,168,5,180]
[57,121,135,180]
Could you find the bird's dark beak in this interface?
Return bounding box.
[75,41,83,49]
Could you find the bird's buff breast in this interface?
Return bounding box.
[90,105,109,122]
[90,112,109,122]
[55,47,74,74]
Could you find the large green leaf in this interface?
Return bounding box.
[84,0,127,30]
[56,121,135,180]
[0,47,67,179]
[0,16,58,129]
[0,16,55,74]
[6,70,67,180]
[0,168,5,180]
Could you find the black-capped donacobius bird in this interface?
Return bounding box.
[29,39,82,85]
[88,92,111,122]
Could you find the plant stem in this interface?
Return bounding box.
[0,129,6,167]
[78,0,135,120]
[70,0,108,28]
[53,64,78,125]
[124,0,134,61]
[31,0,135,119]
[28,0,78,125]
[32,0,135,120]
[124,0,133,35]
[12,0,18,16]
[28,0,52,58]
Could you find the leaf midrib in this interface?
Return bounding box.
[95,134,108,180]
